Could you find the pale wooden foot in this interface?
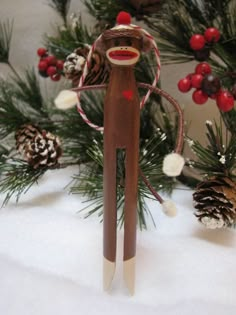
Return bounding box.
[123,256,135,295]
[103,257,116,291]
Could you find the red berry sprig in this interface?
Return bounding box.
[177,61,235,112]
[178,27,235,112]
[37,47,64,82]
[189,27,220,62]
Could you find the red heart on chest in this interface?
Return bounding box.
[122,90,134,101]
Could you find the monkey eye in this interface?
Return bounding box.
[114,39,120,46]
[126,38,132,46]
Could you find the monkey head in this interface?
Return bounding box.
[101,29,143,66]
[95,12,153,67]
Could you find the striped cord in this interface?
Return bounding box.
[76,27,161,132]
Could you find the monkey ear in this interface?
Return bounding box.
[142,37,153,52]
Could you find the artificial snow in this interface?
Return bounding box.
[0,167,236,315]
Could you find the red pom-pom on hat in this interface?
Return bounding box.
[116,11,131,25]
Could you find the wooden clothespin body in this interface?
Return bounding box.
[103,32,142,294]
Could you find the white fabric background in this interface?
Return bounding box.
[0,166,236,315]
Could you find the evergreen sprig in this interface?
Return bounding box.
[45,14,97,59]
[11,69,46,114]
[83,0,124,28]
[0,19,13,64]
[0,159,46,206]
[0,69,54,139]
[0,79,29,138]
[187,120,236,178]
[70,128,173,229]
[0,145,9,165]
[48,0,71,24]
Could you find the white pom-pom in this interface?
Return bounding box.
[162,153,185,177]
[162,200,177,217]
[54,90,78,109]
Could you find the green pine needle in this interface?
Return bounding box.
[69,128,174,229]
[0,79,29,138]
[187,120,236,178]
[0,19,13,64]
[11,69,46,114]
[45,15,97,59]
[48,0,71,24]
[0,159,46,206]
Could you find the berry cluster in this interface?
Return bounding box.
[189,27,220,61]
[178,62,235,112]
[37,48,64,82]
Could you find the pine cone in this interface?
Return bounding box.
[193,177,236,229]
[63,46,110,87]
[63,47,89,81]
[16,124,62,169]
[15,124,41,154]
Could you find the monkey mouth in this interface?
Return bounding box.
[108,50,138,60]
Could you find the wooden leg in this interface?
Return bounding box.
[123,147,138,295]
[103,146,117,291]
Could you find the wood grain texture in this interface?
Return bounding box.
[103,66,140,262]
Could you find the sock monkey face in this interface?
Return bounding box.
[100,28,143,67]
[105,37,142,66]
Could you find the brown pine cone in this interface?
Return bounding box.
[63,46,110,87]
[15,124,41,154]
[63,47,89,81]
[15,124,62,169]
[193,177,236,229]
[24,131,62,169]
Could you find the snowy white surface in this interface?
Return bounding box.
[0,166,236,315]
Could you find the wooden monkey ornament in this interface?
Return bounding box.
[55,11,185,295]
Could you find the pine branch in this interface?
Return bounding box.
[69,128,174,229]
[0,79,29,138]
[0,159,46,206]
[53,90,104,161]
[45,14,97,59]
[187,120,236,178]
[143,0,236,65]
[0,68,55,139]
[0,145,9,165]
[48,0,71,24]
[83,0,162,27]
[83,0,124,28]
[11,69,46,114]
[0,19,13,64]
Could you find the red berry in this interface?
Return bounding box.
[56,60,64,70]
[178,78,192,93]
[191,74,204,89]
[189,34,206,50]
[204,27,220,43]
[186,73,194,80]
[192,89,208,105]
[50,73,61,81]
[195,62,212,75]
[37,47,47,57]
[216,90,234,112]
[38,60,48,71]
[47,66,57,76]
[116,11,131,25]
[45,55,57,66]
